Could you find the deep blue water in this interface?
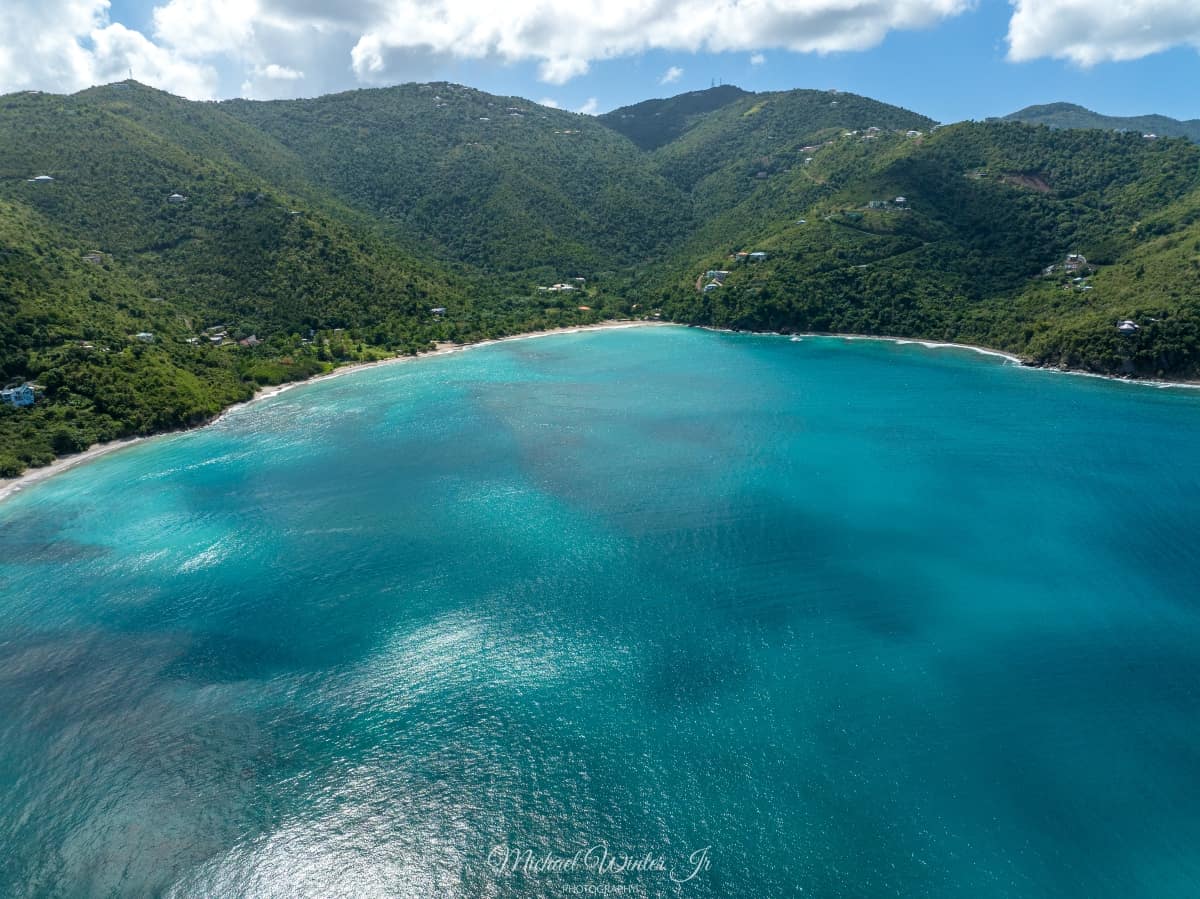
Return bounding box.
[2,326,1199,898]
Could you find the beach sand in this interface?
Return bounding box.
[5,319,1194,506]
[0,320,668,506]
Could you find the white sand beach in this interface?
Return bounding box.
[0,320,668,505]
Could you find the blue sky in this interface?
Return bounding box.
[5,0,1200,122]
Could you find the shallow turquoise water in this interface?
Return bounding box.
[2,326,1199,897]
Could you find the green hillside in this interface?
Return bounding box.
[221,83,692,276]
[1004,102,1200,142]
[2,80,1200,476]
[650,121,1200,377]
[0,83,624,475]
[598,85,750,150]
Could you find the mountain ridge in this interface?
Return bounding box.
[1003,102,1200,142]
[2,79,1199,476]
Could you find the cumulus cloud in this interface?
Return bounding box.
[660,65,683,84]
[577,97,598,115]
[256,63,304,80]
[345,0,974,88]
[0,0,216,97]
[10,0,1194,101]
[537,97,561,108]
[1007,0,1200,65]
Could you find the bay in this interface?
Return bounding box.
[1,326,1199,897]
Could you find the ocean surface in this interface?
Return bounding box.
[2,326,1199,898]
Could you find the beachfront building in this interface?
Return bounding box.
[1,383,36,407]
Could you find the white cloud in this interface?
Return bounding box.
[89,23,218,98]
[537,97,561,108]
[577,97,598,115]
[344,0,974,88]
[30,0,1191,101]
[0,0,216,97]
[538,56,590,84]
[659,65,683,84]
[256,64,304,80]
[1007,0,1200,65]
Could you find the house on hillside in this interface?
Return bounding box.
[1064,253,1088,272]
[238,335,261,347]
[167,193,187,204]
[706,270,730,282]
[430,306,447,315]
[1117,320,1140,335]
[134,332,155,343]
[749,251,768,261]
[703,282,722,293]
[27,174,54,183]
[906,130,923,138]
[82,252,105,265]
[732,251,750,263]
[0,383,36,408]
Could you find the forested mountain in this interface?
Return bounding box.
[221,84,693,275]
[1004,102,1200,142]
[648,122,1200,378]
[598,85,750,150]
[2,80,1199,476]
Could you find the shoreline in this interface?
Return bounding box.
[3,319,1196,506]
[820,332,1200,390]
[0,319,668,506]
[715,327,1200,390]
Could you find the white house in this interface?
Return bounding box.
[1117,320,1140,335]
[167,193,187,204]
[27,174,54,183]
[134,332,155,343]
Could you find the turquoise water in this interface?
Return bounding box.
[2,326,1200,898]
